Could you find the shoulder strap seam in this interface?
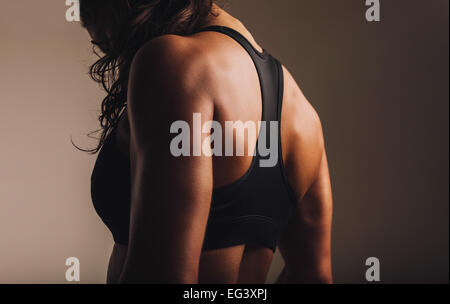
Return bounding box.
[197,26,268,59]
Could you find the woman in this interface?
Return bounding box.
[82,0,333,284]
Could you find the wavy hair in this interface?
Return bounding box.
[77,0,216,153]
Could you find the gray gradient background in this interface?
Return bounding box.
[0,0,448,283]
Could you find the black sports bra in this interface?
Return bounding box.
[91,26,297,252]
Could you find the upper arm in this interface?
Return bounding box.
[118,37,215,283]
[278,148,333,283]
[278,67,333,282]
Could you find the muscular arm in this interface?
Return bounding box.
[117,37,215,283]
[277,148,333,283]
[276,66,333,283]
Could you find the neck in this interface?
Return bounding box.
[202,3,243,29]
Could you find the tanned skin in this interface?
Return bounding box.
[86,4,333,284]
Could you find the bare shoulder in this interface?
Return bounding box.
[282,66,323,141]
[127,34,218,132]
[281,65,325,199]
[127,35,216,149]
[130,34,218,93]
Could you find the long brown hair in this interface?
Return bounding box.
[78,0,216,153]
